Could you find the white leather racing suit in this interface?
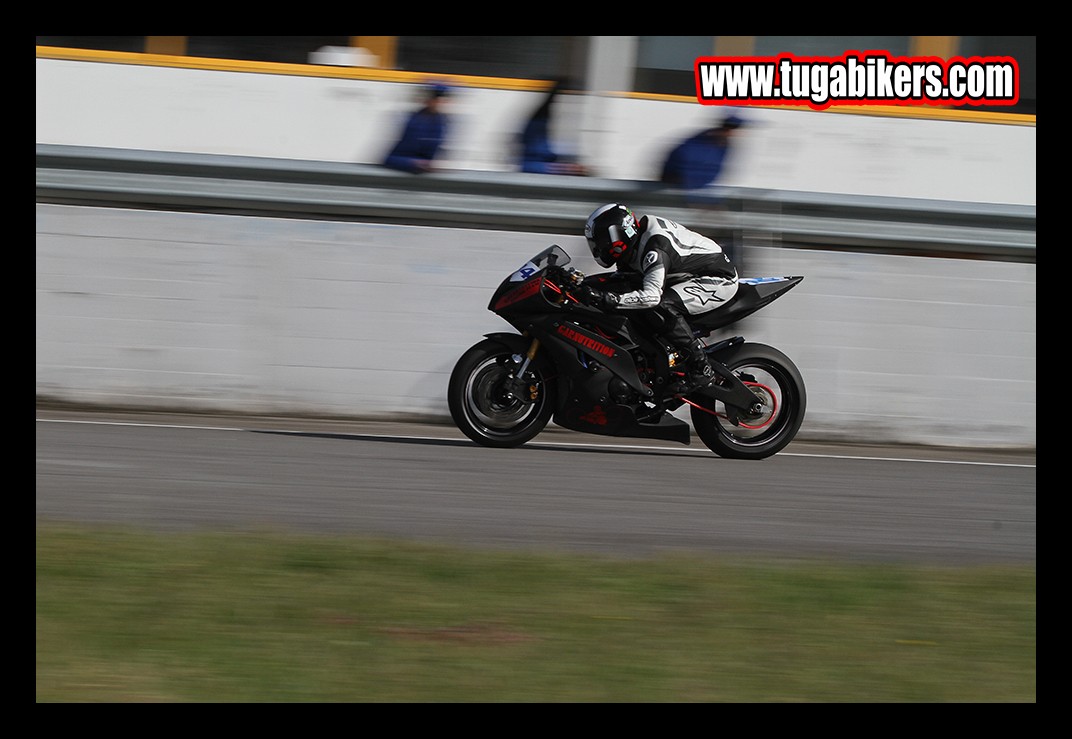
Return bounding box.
[612,215,738,317]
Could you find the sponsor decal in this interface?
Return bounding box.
[682,283,726,305]
[694,50,1019,110]
[740,276,787,285]
[509,261,539,282]
[556,324,616,357]
[494,277,542,310]
[579,405,608,425]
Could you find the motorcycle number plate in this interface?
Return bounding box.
[509,261,539,282]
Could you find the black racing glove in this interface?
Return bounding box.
[578,286,621,311]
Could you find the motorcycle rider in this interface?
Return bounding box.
[580,203,739,393]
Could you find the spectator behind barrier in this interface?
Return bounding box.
[658,112,746,194]
[517,79,588,176]
[656,111,750,280]
[383,83,451,174]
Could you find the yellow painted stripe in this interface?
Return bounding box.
[36,46,552,91]
[37,45,1035,126]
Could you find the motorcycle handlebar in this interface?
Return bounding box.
[559,267,586,286]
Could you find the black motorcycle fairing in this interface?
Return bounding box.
[476,326,690,444]
[554,397,692,444]
[528,319,649,397]
[478,331,536,357]
[538,331,693,444]
[455,247,805,451]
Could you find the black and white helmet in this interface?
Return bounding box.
[584,203,640,268]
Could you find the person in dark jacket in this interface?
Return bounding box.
[517,79,588,175]
[383,83,451,174]
[659,113,745,190]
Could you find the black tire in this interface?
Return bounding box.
[448,338,556,448]
[690,342,806,460]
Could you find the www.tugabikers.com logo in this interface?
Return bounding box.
[695,50,1019,110]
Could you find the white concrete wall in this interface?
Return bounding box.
[35,204,1036,449]
[35,57,1036,207]
[35,57,1037,448]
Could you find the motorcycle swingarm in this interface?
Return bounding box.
[690,359,764,424]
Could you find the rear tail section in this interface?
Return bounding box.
[692,276,803,332]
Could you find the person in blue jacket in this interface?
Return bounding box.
[383,83,451,174]
[659,113,745,191]
[517,79,588,176]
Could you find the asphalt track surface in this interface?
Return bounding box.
[35,408,1036,565]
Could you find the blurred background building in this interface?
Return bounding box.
[36,36,1036,115]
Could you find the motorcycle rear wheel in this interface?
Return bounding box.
[448,338,556,448]
[690,342,806,460]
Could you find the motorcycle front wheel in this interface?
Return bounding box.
[690,342,806,460]
[448,338,556,448]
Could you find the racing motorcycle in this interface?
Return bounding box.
[447,245,806,459]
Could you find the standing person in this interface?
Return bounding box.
[517,79,588,176]
[382,83,451,174]
[578,203,739,393]
[658,111,749,270]
[659,112,745,191]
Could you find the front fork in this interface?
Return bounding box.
[501,338,541,403]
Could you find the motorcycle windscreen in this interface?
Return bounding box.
[507,245,571,282]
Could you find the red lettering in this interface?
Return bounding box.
[556,324,615,357]
[494,278,542,311]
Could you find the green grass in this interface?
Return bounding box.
[36,523,1035,702]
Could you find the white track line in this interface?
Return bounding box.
[36,417,1036,468]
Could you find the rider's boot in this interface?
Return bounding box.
[671,340,716,395]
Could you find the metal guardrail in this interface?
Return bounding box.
[36,144,1036,263]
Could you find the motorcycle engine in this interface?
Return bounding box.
[608,376,635,404]
[608,348,656,405]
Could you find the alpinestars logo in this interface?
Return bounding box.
[683,284,727,305]
[695,50,1019,110]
